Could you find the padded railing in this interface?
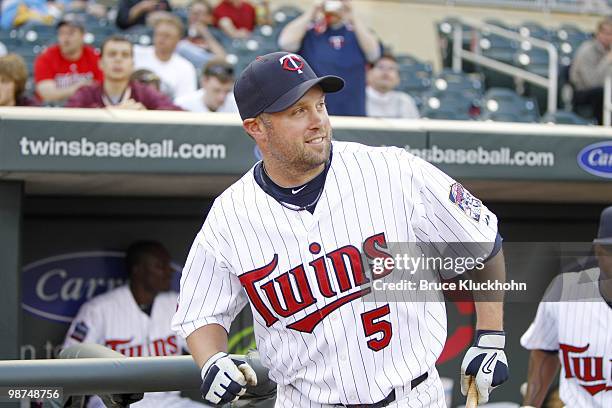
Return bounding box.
[0,344,273,407]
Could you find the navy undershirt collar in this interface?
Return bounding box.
[254,147,333,214]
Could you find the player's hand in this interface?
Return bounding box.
[460,330,509,405]
[200,352,258,405]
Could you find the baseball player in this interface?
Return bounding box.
[172,52,509,407]
[520,206,612,408]
[64,241,209,408]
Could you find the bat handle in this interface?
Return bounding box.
[466,377,478,408]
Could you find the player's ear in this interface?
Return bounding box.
[242,118,265,142]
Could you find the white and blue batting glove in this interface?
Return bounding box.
[200,352,258,406]
[460,330,509,405]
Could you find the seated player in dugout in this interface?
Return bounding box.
[520,206,612,408]
[63,241,210,408]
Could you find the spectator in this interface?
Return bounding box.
[175,58,237,112]
[278,0,381,116]
[63,241,208,408]
[116,0,172,30]
[366,54,419,119]
[176,0,226,72]
[131,68,161,91]
[570,17,612,124]
[34,14,103,103]
[66,35,181,110]
[213,0,256,39]
[134,14,197,99]
[0,54,39,106]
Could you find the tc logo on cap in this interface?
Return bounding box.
[279,53,304,74]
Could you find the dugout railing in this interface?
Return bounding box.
[0,344,274,407]
[451,18,559,114]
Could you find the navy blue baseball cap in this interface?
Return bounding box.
[234,52,344,120]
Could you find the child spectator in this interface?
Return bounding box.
[0,54,39,106]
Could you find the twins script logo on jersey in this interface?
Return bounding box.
[239,232,393,335]
[279,54,304,74]
[559,343,612,395]
[449,183,482,222]
[105,335,179,357]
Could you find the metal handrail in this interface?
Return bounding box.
[451,18,559,114]
[0,344,274,400]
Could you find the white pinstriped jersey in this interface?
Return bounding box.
[172,141,498,406]
[521,268,612,407]
[64,285,207,408]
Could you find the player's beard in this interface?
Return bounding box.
[264,123,332,178]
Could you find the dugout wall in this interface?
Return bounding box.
[1,109,610,405]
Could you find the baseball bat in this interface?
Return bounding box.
[466,377,478,408]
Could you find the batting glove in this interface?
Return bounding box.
[200,352,258,406]
[460,330,509,405]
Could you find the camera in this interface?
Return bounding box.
[323,0,343,13]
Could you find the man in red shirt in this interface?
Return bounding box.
[66,35,181,110]
[213,0,257,39]
[34,14,103,103]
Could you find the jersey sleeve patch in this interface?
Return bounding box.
[69,321,89,342]
[449,182,482,222]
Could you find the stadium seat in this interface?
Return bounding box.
[479,111,533,122]
[420,89,479,120]
[476,30,519,89]
[398,73,432,100]
[513,47,550,77]
[273,5,303,27]
[432,69,484,95]
[480,88,540,122]
[396,55,433,98]
[517,21,553,41]
[541,111,593,125]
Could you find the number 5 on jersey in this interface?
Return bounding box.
[361,304,392,351]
